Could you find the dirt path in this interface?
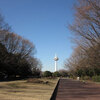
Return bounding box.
[56,79,100,100]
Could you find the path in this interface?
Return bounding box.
[56,79,100,100]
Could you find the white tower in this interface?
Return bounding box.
[54,54,59,72]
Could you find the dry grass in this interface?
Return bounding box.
[0,78,58,100]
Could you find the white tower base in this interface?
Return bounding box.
[55,61,57,72]
[54,54,59,72]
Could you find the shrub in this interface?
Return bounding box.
[92,76,100,82]
[83,76,90,80]
[59,70,68,77]
[52,71,61,77]
[43,71,52,77]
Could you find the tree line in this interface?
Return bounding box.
[64,0,100,78]
[42,70,68,77]
[0,13,42,79]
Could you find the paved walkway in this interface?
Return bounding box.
[56,79,100,100]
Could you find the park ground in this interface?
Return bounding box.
[0,78,58,100]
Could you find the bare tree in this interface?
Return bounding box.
[0,12,42,78]
[0,13,11,31]
[65,0,100,77]
[70,0,100,47]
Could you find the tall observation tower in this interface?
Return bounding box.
[54,54,59,72]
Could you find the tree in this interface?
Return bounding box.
[52,71,61,77]
[43,71,52,77]
[0,12,42,79]
[59,69,68,77]
[70,0,100,46]
[31,58,42,77]
[0,43,8,78]
[65,0,100,77]
[64,45,100,77]
[0,13,10,31]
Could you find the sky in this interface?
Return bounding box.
[0,0,76,72]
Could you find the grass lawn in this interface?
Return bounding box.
[0,78,58,100]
